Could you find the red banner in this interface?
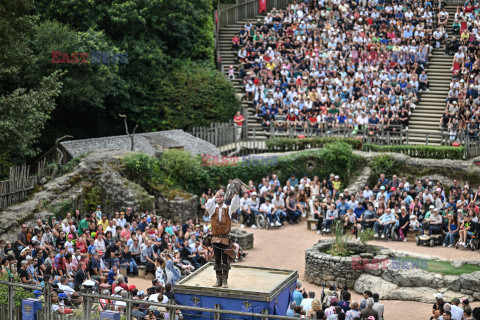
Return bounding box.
[259,0,266,13]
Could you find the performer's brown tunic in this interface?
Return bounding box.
[211,206,231,246]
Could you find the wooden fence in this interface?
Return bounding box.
[191,120,239,148]
[191,122,480,159]
[440,130,480,158]
[0,304,22,320]
[0,160,46,210]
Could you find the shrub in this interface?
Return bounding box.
[152,62,240,132]
[358,228,375,245]
[46,199,75,219]
[265,137,363,152]
[123,142,362,196]
[361,144,465,160]
[370,155,400,182]
[0,274,34,307]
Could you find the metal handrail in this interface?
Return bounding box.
[0,279,299,320]
[80,292,299,320]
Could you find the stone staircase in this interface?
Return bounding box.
[408,5,456,145]
[218,16,270,141]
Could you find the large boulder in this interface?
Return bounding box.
[230,228,254,249]
[354,274,398,297]
[354,274,472,303]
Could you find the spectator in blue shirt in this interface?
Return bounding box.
[373,209,396,239]
[354,203,365,219]
[378,174,389,187]
[288,174,299,187]
[337,196,350,217]
[293,281,304,306]
[403,26,413,39]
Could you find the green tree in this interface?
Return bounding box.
[0,0,36,91]
[23,21,121,111]
[0,71,63,162]
[151,62,240,131]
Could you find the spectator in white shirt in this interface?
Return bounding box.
[450,298,464,320]
[260,198,281,227]
[300,292,315,313]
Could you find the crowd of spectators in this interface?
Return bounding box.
[306,170,480,247]
[230,0,451,134]
[1,207,246,318]
[442,3,480,142]
[289,281,387,320]
[3,169,480,318]
[211,167,480,249]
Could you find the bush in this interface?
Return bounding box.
[123,151,210,196]
[123,142,362,196]
[361,144,465,160]
[0,274,34,307]
[265,137,363,152]
[0,153,11,180]
[45,199,75,219]
[159,150,210,195]
[370,155,400,182]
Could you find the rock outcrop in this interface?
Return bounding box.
[0,150,199,241]
[354,274,473,303]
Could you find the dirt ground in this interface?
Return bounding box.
[131,220,480,320]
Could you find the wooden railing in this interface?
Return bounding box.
[440,129,480,158]
[191,120,239,148]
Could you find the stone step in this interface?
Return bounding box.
[414,106,446,112]
[428,84,451,89]
[420,92,447,98]
[409,120,442,127]
[426,66,453,71]
[411,112,445,118]
[407,133,442,140]
[418,89,448,94]
[421,97,448,103]
[407,128,442,135]
[429,58,454,63]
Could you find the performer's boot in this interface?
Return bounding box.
[222,271,229,288]
[222,264,230,288]
[212,265,223,287]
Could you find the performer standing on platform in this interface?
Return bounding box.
[206,188,240,288]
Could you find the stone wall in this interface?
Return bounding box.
[305,241,372,288]
[305,240,480,303]
[230,228,254,249]
[155,193,199,222]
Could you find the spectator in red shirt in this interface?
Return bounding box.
[231,35,240,51]
[234,111,244,141]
